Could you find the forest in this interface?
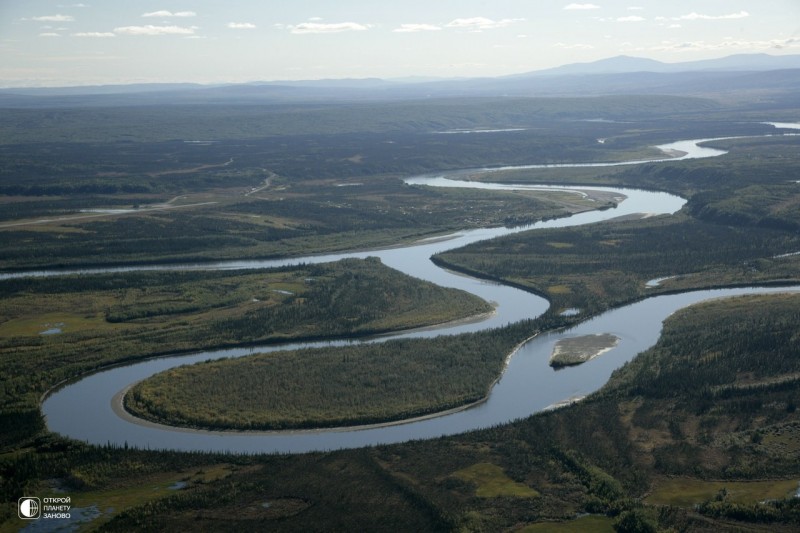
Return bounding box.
[0,258,489,417]
[435,138,800,316]
[0,176,601,271]
[125,321,539,430]
[0,91,799,531]
[3,294,799,531]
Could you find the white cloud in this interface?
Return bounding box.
[564,3,600,9]
[227,22,256,29]
[649,36,800,53]
[39,32,61,37]
[114,25,198,36]
[554,42,595,49]
[677,11,749,21]
[32,15,75,22]
[628,6,644,10]
[393,23,442,33]
[445,17,525,31]
[617,16,645,22]
[73,32,115,38]
[308,17,323,22]
[142,11,197,18]
[290,22,370,34]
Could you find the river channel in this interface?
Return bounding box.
[29,128,800,453]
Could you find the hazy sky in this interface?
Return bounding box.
[1,0,799,87]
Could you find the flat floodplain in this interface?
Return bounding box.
[2,92,800,531]
[647,478,800,507]
[0,258,491,411]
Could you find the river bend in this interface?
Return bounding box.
[31,130,800,453]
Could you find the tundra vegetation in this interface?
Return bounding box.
[3,294,799,531]
[124,321,544,430]
[435,139,800,317]
[0,258,490,415]
[0,94,799,531]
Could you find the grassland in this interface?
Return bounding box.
[646,478,799,507]
[520,515,615,532]
[453,463,541,498]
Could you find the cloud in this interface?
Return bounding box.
[32,15,75,22]
[114,25,198,36]
[393,23,442,33]
[445,17,525,31]
[646,36,800,53]
[289,22,370,34]
[73,32,115,37]
[142,11,197,18]
[677,11,749,21]
[554,42,595,49]
[617,16,645,22]
[628,6,644,10]
[227,22,256,29]
[39,32,61,37]
[564,3,600,9]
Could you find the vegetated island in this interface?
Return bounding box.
[123,320,541,431]
[549,333,620,368]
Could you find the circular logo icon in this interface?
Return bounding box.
[19,497,41,519]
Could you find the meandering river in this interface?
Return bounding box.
[27,128,800,453]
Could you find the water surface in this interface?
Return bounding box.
[34,130,800,453]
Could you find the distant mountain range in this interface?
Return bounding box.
[2,53,799,106]
[512,53,800,77]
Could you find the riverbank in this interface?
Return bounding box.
[115,322,538,436]
[40,132,796,453]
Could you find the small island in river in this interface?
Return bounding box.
[549,333,620,368]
